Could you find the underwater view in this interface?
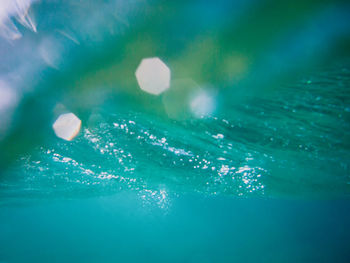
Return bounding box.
[1,0,350,262]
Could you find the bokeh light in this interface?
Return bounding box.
[53,112,82,141]
[135,57,171,95]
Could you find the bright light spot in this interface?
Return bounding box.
[190,90,215,117]
[53,113,82,141]
[135,57,170,95]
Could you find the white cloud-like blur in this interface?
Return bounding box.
[0,80,20,138]
[0,0,38,41]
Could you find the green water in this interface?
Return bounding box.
[1,0,350,262]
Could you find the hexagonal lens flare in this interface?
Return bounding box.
[135,57,170,95]
[53,113,81,141]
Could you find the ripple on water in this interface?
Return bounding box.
[1,69,350,201]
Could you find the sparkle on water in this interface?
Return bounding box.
[2,67,350,203]
[0,0,349,205]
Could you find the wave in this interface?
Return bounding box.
[1,68,350,202]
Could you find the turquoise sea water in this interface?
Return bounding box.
[1,194,350,263]
[1,0,350,262]
[2,65,350,201]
